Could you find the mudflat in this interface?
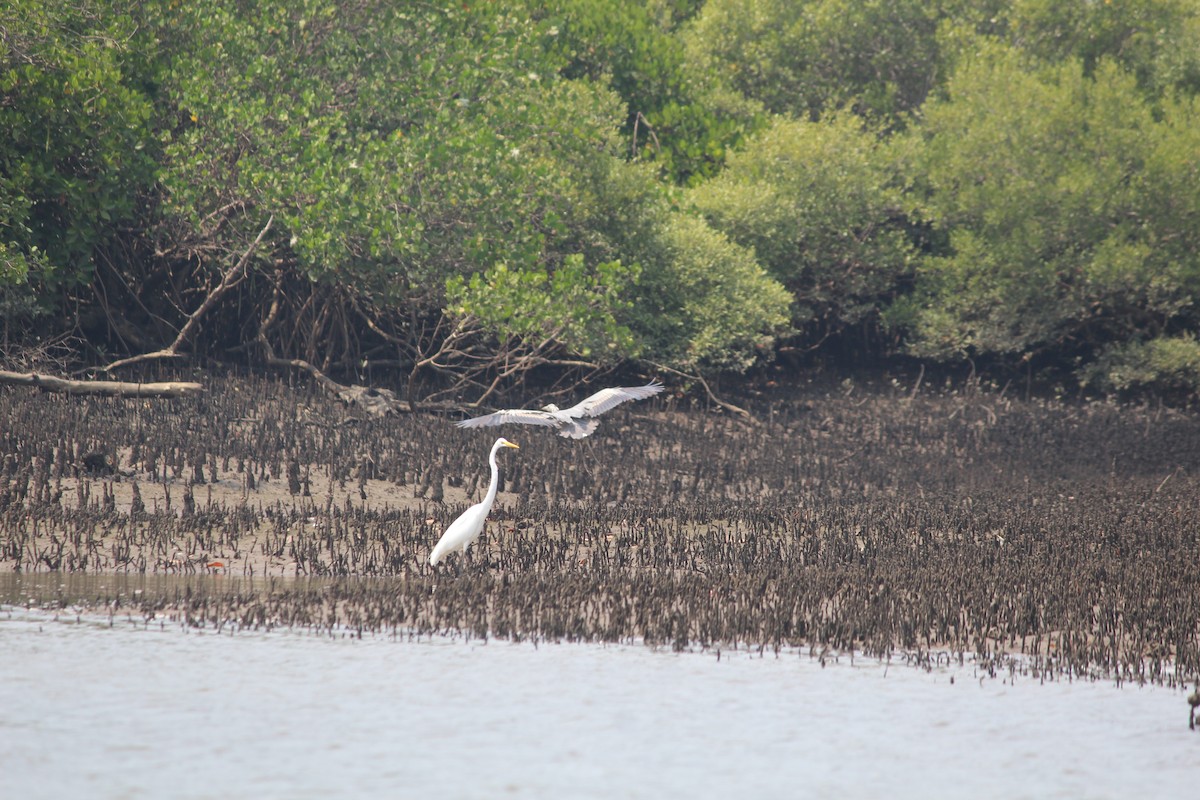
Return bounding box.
[2,371,1198,685]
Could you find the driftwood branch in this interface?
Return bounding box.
[99,215,274,374]
[0,370,202,398]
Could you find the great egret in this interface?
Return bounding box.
[428,437,519,566]
[456,380,664,439]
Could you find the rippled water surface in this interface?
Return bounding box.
[1,578,1195,799]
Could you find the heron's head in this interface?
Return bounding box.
[540,403,561,413]
[497,438,520,450]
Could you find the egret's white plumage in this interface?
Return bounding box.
[429,437,519,566]
[456,381,664,439]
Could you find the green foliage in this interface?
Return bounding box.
[0,200,36,286]
[1084,335,1200,397]
[689,115,914,337]
[0,240,43,324]
[446,255,638,361]
[684,0,941,125]
[153,0,787,376]
[627,214,792,372]
[519,0,762,185]
[547,155,792,372]
[648,90,766,186]
[531,1,687,123]
[156,1,598,307]
[899,45,1200,375]
[6,0,1200,399]
[0,0,157,295]
[1009,0,1200,96]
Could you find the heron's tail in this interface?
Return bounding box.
[558,418,599,439]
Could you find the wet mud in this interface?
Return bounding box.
[2,372,1197,685]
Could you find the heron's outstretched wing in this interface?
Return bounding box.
[563,381,665,419]
[456,409,559,429]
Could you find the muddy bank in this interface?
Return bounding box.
[1,372,1198,684]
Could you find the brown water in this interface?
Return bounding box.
[0,574,1194,799]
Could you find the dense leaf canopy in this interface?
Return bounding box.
[2,0,1199,398]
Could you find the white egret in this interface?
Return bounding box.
[456,380,664,439]
[428,437,519,566]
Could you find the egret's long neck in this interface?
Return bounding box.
[482,443,503,507]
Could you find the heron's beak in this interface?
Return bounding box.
[505,442,520,449]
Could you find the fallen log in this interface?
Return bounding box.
[0,370,203,398]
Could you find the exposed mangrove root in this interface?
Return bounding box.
[1,370,1198,687]
[99,215,274,375]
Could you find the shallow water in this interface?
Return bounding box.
[1,581,1195,799]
